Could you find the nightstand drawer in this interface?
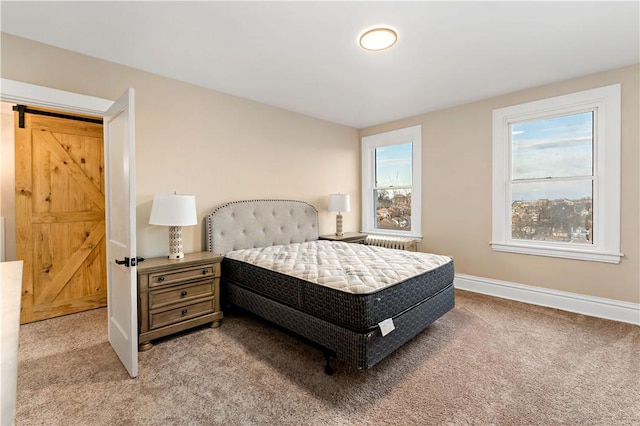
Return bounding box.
[149,280,215,310]
[149,263,220,288]
[149,298,214,330]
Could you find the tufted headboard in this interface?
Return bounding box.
[206,199,319,254]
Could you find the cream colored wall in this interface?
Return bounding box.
[2,33,637,305]
[0,34,360,259]
[362,64,640,304]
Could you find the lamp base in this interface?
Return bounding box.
[168,226,185,259]
[334,213,344,236]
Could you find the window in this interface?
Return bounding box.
[362,125,422,238]
[492,85,621,263]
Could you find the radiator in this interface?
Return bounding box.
[364,235,418,252]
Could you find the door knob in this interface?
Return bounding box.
[115,256,145,267]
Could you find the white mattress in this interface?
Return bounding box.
[224,240,452,295]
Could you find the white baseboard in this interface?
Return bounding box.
[454,273,640,326]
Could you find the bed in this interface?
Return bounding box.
[206,199,455,372]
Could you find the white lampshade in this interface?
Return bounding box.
[149,194,198,226]
[328,194,351,213]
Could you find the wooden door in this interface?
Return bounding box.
[15,108,106,324]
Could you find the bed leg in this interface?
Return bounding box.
[323,351,334,376]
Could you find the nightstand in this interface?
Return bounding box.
[319,232,367,244]
[137,251,223,351]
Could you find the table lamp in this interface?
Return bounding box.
[328,193,350,236]
[149,193,198,259]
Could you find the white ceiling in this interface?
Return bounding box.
[2,1,638,128]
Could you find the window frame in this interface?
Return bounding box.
[361,125,422,238]
[491,84,621,263]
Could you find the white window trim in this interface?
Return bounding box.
[361,125,422,238]
[491,84,622,263]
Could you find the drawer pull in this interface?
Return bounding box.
[157,276,165,282]
[180,291,187,297]
[181,309,188,316]
[202,269,208,275]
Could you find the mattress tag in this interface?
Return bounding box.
[378,318,395,336]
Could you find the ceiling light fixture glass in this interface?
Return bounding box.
[359,26,398,51]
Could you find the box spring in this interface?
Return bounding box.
[225,281,455,369]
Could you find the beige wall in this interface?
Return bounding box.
[0,34,360,259]
[362,64,640,304]
[2,33,638,305]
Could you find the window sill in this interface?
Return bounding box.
[362,229,423,240]
[490,242,622,264]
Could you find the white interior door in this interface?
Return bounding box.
[104,88,138,378]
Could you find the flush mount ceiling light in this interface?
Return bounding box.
[359,26,398,51]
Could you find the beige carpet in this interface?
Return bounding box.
[15,290,640,425]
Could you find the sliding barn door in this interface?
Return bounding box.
[15,108,106,324]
